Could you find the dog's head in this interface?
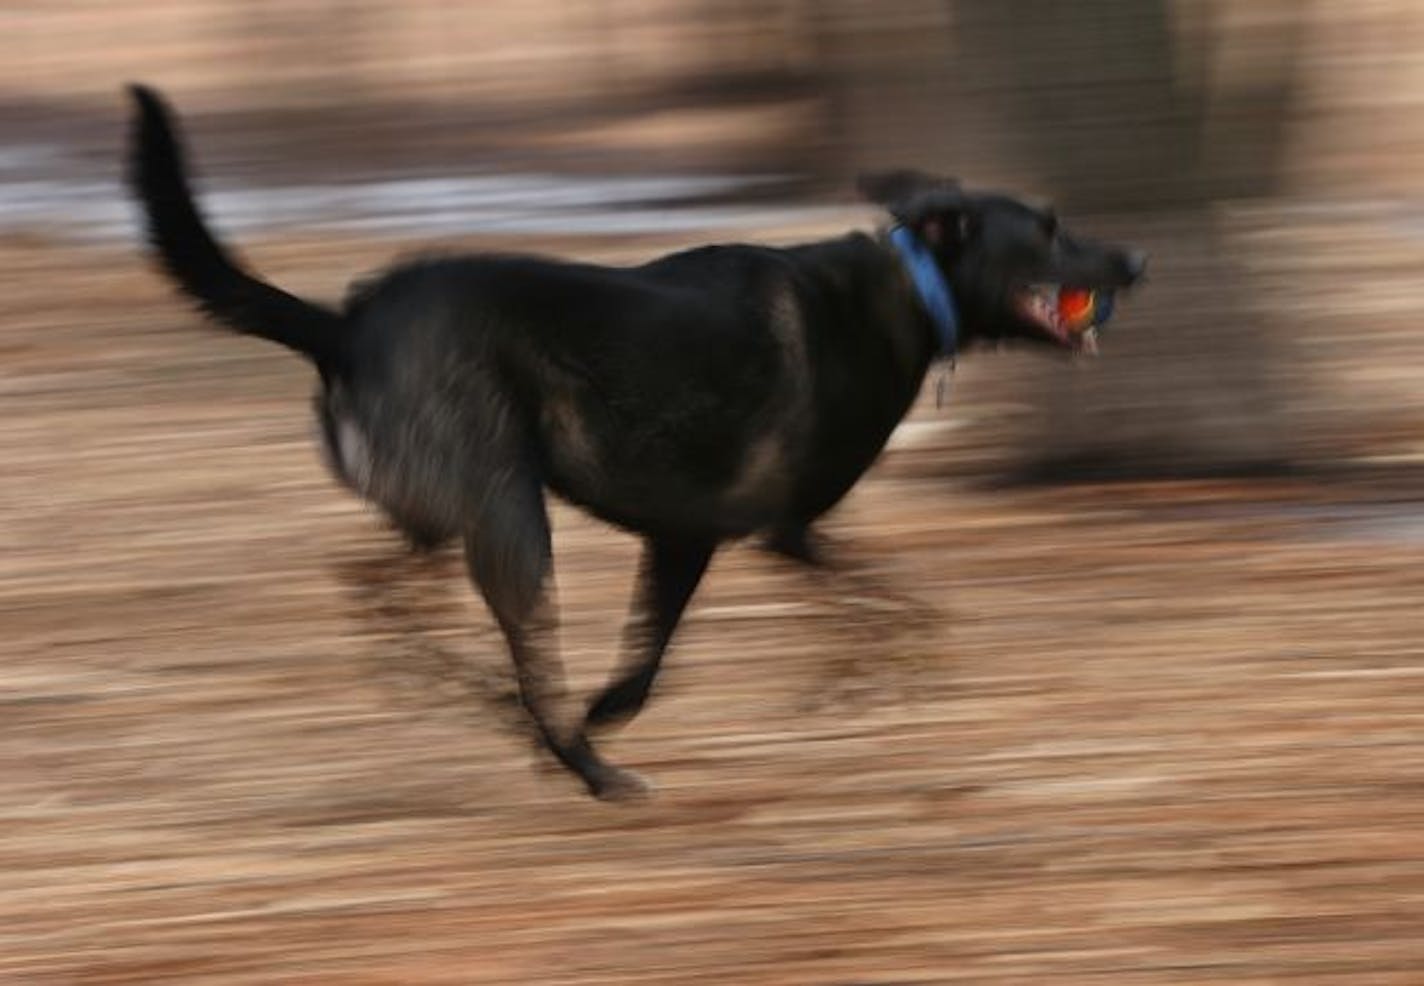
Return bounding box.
[859,170,1146,355]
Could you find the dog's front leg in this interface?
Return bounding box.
[763,524,941,629]
[763,524,944,709]
[761,524,827,568]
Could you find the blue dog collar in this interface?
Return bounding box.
[1093,291,1115,327]
[888,224,959,359]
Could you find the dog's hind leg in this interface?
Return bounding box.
[462,469,641,800]
[584,537,716,734]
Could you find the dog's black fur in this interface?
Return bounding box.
[127,84,1145,799]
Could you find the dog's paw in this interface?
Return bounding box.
[589,765,655,803]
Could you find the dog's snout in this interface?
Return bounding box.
[1121,249,1149,283]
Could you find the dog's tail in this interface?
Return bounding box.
[126,84,342,368]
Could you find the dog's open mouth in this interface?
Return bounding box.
[1014,285,1112,355]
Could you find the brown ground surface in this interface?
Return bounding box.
[3,229,1424,984]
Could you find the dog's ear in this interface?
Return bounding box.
[857,169,955,206]
[856,169,967,246]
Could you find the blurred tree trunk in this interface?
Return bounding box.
[966,0,1304,478]
[813,0,1306,478]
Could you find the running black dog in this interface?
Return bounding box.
[127,84,1145,799]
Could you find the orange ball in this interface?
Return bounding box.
[1058,288,1095,328]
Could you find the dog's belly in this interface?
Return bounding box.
[544,433,793,540]
[535,376,801,537]
[549,466,789,540]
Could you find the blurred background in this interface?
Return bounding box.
[3,2,1424,983]
[2,0,1422,474]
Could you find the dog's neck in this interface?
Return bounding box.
[778,231,944,408]
[885,225,958,361]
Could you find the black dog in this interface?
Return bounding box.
[127,85,1145,799]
